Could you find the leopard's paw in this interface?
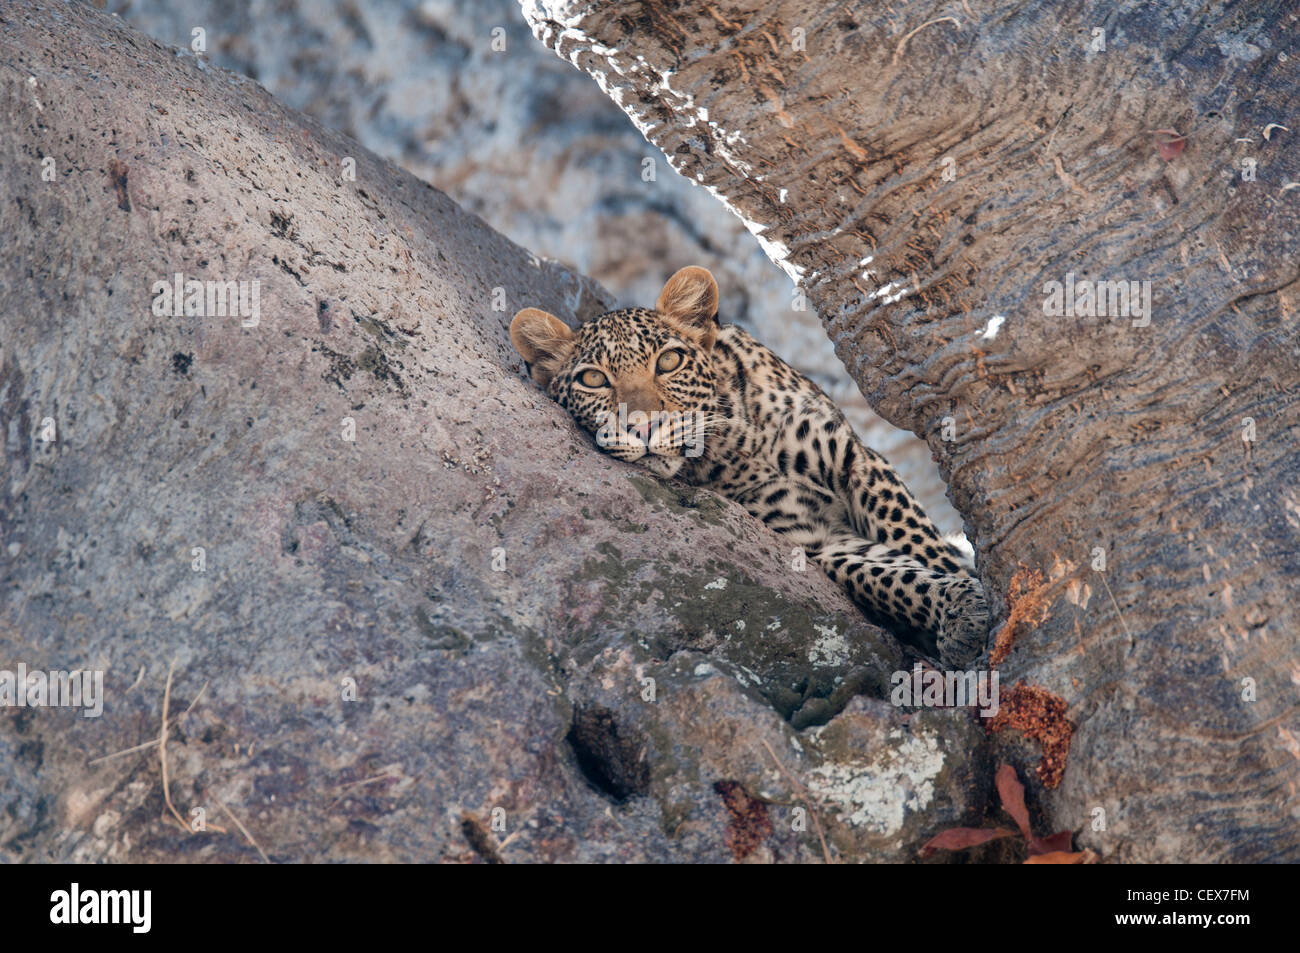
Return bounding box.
[936,580,990,668]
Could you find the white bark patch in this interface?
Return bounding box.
[808,624,850,667]
[980,315,1006,339]
[806,729,944,835]
[869,281,910,305]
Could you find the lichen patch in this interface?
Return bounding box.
[805,729,944,835]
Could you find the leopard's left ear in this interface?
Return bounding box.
[510,307,575,388]
[656,266,718,350]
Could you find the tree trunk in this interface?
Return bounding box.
[522,0,1300,861]
[1,0,994,863]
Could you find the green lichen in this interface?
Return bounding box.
[660,799,695,838]
[570,547,896,725]
[354,312,406,348]
[410,603,515,653]
[626,474,732,528]
[356,344,405,391]
[412,607,472,653]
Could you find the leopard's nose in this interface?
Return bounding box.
[632,421,652,443]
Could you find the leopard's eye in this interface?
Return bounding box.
[656,349,686,374]
[577,368,609,388]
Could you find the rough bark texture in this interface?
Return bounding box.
[523,0,1300,861]
[0,0,995,863]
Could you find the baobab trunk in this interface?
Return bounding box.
[522,0,1300,861]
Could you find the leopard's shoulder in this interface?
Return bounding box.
[710,324,843,427]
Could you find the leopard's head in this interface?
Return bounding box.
[511,266,721,477]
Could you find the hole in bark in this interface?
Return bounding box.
[565,705,650,803]
[459,813,502,864]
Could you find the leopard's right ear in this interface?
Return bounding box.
[656,266,719,350]
[510,308,575,388]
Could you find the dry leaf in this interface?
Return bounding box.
[1024,849,1098,864]
[920,765,1095,863]
[995,763,1033,840]
[1029,829,1075,855]
[920,826,1018,857]
[1151,129,1186,161]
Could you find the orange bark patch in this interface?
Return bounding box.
[714,780,772,860]
[987,684,1075,789]
[990,566,1053,666]
[835,124,870,161]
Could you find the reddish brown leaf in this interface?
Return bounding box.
[1151,128,1186,160]
[995,764,1033,840]
[920,826,1018,856]
[1028,829,1075,856]
[1024,849,1098,864]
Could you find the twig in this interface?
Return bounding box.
[494,806,538,854]
[497,829,524,852]
[183,680,209,717]
[1097,572,1133,638]
[761,738,833,863]
[89,736,164,766]
[89,678,208,766]
[326,768,403,810]
[893,17,961,65]
[214,794,271,864]
[125,664,146,693]
[159,659,189,832]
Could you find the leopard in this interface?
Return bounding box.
[510,266,989,666]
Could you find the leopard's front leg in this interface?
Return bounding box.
[790,406,991,665]
[809,533,988,666]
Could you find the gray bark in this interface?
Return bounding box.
[0,0,990,863]
[523,0,1300,861]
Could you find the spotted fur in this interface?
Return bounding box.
[511,267,989,665]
